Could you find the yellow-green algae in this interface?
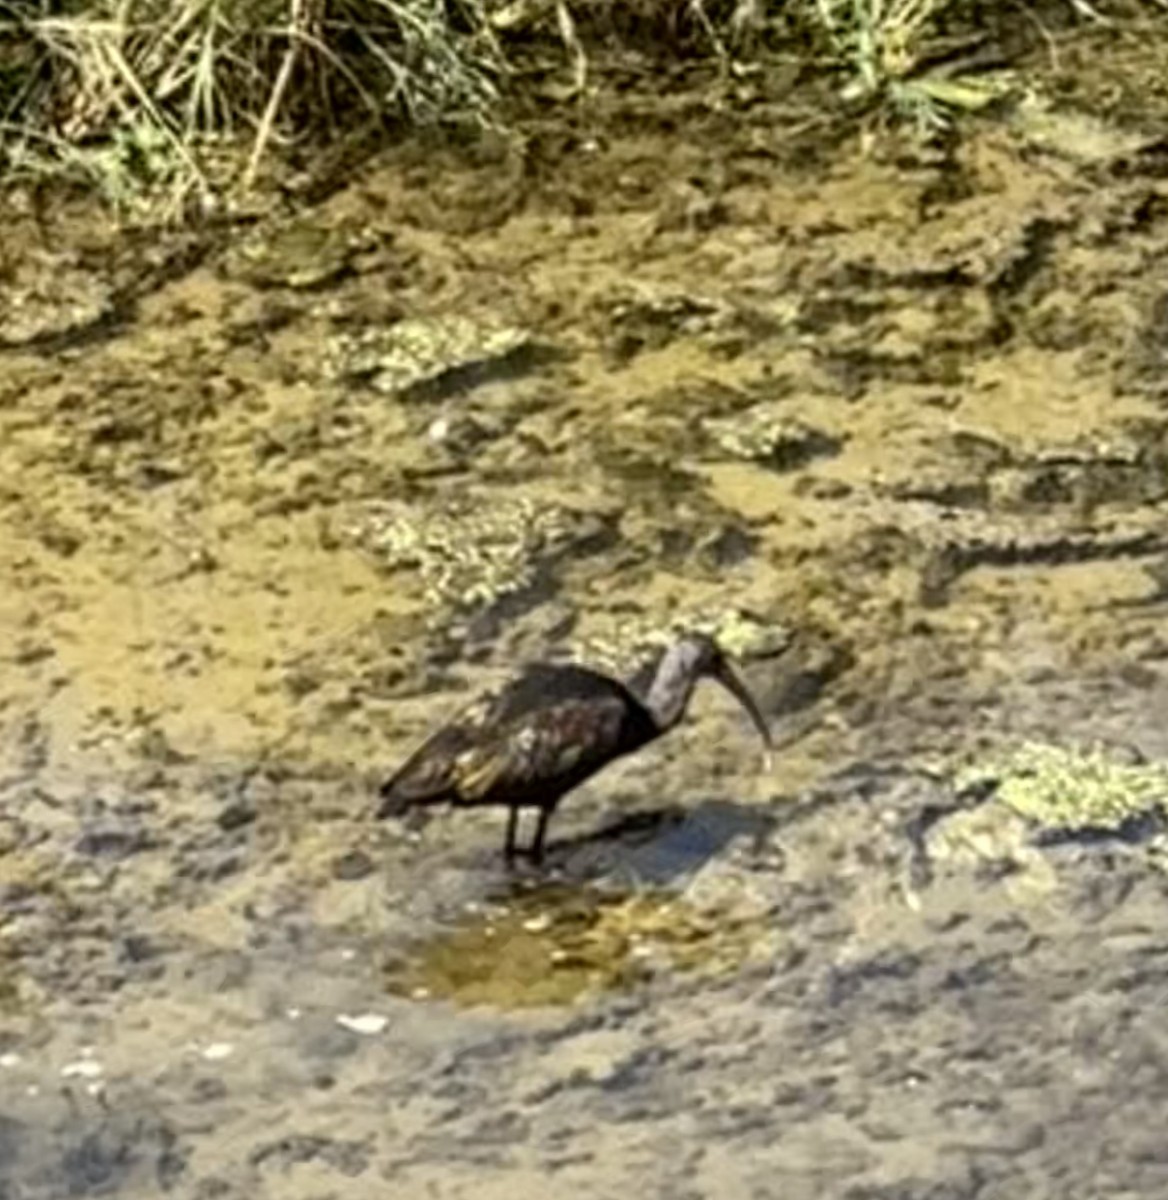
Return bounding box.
[384,882,782,1010]
[954,741,1168,834]
[353,496,581,615]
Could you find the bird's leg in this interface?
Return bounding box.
[504,804,520,865]
[528,806,552,867]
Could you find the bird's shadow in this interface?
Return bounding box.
[519,798,778,890]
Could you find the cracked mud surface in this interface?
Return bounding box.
[4,33,1168,1199]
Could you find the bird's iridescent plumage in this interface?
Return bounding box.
[377,634,773,864]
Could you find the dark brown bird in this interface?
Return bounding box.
[376,633,774,865]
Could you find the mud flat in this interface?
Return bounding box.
[3,35,1168,1198]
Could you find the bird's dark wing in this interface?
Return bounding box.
[379,686,514,811]
[448,693,636,805]
[491,662,647,715]
[379,663,655,817]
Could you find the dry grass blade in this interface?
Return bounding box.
[554,0,587,94]
[0,0,503,215]
[243,0,304,190]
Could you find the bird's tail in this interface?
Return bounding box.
[376,777,454,821]
[376,781,415,820]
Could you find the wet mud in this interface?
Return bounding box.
[4,32,1168,1199]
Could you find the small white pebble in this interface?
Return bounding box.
[0,1053,21,1069]
[201,1043,235,1061]
[26,1085,38,1096]
[61,1060,103,1079]
[86,1082,105,1097]
[286,1007,301,1020]
[335,1013,389,1036]
[340,949,356,961]
[427,417,451,443]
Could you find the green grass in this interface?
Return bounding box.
[811,0,1021,132]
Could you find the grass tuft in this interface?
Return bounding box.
[811,0,1018,132]
[0,0,503,216]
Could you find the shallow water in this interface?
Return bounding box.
[4,31,1168,1197]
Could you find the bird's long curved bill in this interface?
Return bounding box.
[713,660,774,772]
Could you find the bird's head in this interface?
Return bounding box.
[669,633,775,767]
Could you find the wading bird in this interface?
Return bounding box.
[376,633,774,865]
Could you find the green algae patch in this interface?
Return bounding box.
[352,496,612,622]
[955,741,1168,837]
[384,882,781,1010]
[923,741,1168,898]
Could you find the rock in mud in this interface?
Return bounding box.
[331,849,375,881]
[702,407,844,473]
[324,315,542,402]
[600,285,785,363]
[219,214,382,291]
[73,821,156,860]
[698,523,758,569]
[0,255,115,350]
[215,801,257,833]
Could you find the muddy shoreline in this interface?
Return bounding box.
[4,42,1168,1198]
